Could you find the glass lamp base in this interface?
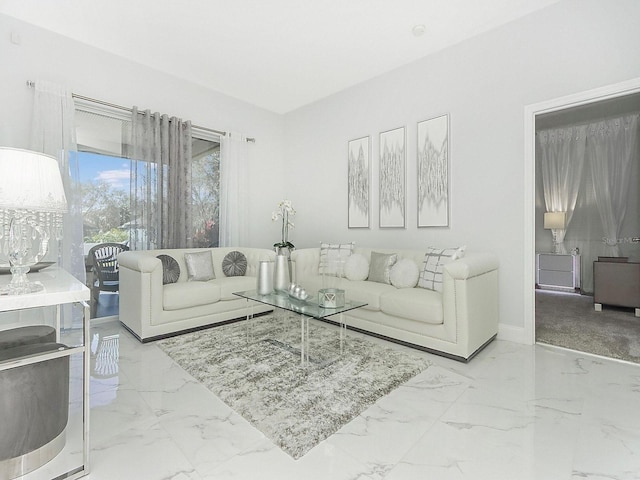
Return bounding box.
[0,265,44,295]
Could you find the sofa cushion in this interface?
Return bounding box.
[380,288,444,325]
[418,246,465,292]
[367,251,397,284]
[318,242,354,276]
[210,276,259,300]
[344,253,369,281]
[163,282,221,310]
[390,258,419,288]
[184,251,216,281]
[343,280,396,311]
[222,250,247,277]
[157,254,180,284]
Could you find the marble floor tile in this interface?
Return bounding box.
[77,319,640,480]
[89,420,201,480]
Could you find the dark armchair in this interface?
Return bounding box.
[593,256,640,316]
[88,243,129,317]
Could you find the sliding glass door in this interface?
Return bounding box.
[75,109,221,318]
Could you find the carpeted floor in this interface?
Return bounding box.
[157,314,431,459]
[535,289,640,363]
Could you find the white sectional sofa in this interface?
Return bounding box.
[291,246,499,362]
[118,247,276,342]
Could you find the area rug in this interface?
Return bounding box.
[156,314,431,459]
[536,290,640,364]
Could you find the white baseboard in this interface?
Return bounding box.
[497,323,530,345]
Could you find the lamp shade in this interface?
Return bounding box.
[543,211,566,230]
[0,147,67,212]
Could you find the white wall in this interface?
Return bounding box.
[0,13,286,249]
[282,0,640,336]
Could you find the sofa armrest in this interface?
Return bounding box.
[444,253,499,280]
[118,252,165,340]
[442,252,499,359]
[118,251,162,273]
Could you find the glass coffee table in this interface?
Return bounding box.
[233,290,367,365]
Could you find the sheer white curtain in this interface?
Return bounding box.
[29,80,85,285]
[537,125,587,254]
[559,114,639,292]
[586,115,638,256]
[219,132,249,247]
[564,157,606,293]
[126,108,193,249]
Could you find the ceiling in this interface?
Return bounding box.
[1,0,561,114]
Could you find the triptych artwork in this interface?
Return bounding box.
[347,114,449,229]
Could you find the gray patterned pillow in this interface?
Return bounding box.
[318,242,354,276]
[157,254,180,285]
[367,252,398,284]
[184,251,215,281]
[418,246,466,292]
[222,251,247,277]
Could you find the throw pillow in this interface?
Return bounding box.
[222,250,247,277]
[344,253,369,281]
[184,251,215,281]
[318,242,355,276]
[390,258,420,288]
[418,246,466,292]
[157,254,180,285]
[367,251,398,285]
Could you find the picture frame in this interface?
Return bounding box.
[379,126,406,228]
[348,136,371,228]
[417,114,449,227]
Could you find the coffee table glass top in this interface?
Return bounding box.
[233,290,367,319]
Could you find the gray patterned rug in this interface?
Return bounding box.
[157,314,431,459]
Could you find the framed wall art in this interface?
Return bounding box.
[347,136,370,228]
[417,114,449,227]
[379,126,406,228]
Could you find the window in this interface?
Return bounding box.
[75,107,221,249]
[191,139,220,248]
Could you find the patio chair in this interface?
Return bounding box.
[88,243,129,317]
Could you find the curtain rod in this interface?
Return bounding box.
[27,80,255,142]
[536,111,640,132]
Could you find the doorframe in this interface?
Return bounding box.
[523,77,640,345]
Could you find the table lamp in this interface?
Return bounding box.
[543,211,567,254]
[0,147,68,294]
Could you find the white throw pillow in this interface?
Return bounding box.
[390,258,420,289]
[417,246,466,292]
[184,251,216,281]
[344,253,369,281]
[318,242,354,276]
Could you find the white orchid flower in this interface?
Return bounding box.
[273,199,296,250]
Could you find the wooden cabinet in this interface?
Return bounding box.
[536,253,581,292]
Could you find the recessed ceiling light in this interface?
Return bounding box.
[412,24,426,37]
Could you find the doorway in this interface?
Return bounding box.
[523,78,640,350]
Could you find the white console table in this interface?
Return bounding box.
[536,253,581,292]
[0,268,90,480]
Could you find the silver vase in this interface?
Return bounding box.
[257,261,274,295]
[273,254,290,293]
